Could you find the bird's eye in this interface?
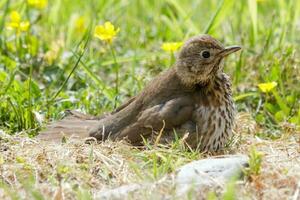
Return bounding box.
[201,50,210,59]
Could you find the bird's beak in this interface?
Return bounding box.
[219,46,241,57]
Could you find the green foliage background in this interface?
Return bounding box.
[0,0,299,135]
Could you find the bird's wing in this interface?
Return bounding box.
[37,111,99,142]
[112,96,136,114]
[113,96,194,144]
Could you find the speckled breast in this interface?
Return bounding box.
[188,73,235,151]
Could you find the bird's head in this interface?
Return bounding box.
[175,34,241,86]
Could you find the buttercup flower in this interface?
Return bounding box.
[6,11,30,34]
[258,82,277,93]
[75,16,86,33]
[94,21,120,43]
[19,21,30,32]
[27,0,48,9]
[161,42,183,52]
[6,11,21,28]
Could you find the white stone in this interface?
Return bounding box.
[93,155,249,199]
[176,154,248,194]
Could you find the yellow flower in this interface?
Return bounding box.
[10,11,21,23]
[94,21,120,43]
[6,11,21,29]
[75,16,86,33]
[27,0,48,9]
[258,81,277,93]
[20,21,30,32]
[6,11,30,34]
[161,42,183,52]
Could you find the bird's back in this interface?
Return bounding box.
[137,68,195,107]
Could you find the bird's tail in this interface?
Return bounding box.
[37,110,99,142]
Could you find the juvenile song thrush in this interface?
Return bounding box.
[39,34,241,151]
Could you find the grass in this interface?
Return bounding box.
[0,0,299,199]
[0,113,299,199]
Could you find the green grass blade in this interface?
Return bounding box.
[204,0,234,34]
[247,0,257,45]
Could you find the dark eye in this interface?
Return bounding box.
[201,50,210,58]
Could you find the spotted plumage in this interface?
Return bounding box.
[38,34,241,152]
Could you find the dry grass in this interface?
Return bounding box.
[0,113,299,200]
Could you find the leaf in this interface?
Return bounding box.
[204,0,234,34]
[264,102,277,114]
[272,90,289,115]
[234,92,258,101]
[247,0,258,45]
[275,110,285,122]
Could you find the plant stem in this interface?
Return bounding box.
[170,52,175,66]
[108,44,119,96]
[28,62,33,129]
[48,36,90,105]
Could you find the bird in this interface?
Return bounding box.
[38,34,241,151]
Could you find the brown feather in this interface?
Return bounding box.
[37,114,99,142]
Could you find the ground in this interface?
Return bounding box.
[1,113,299,199]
